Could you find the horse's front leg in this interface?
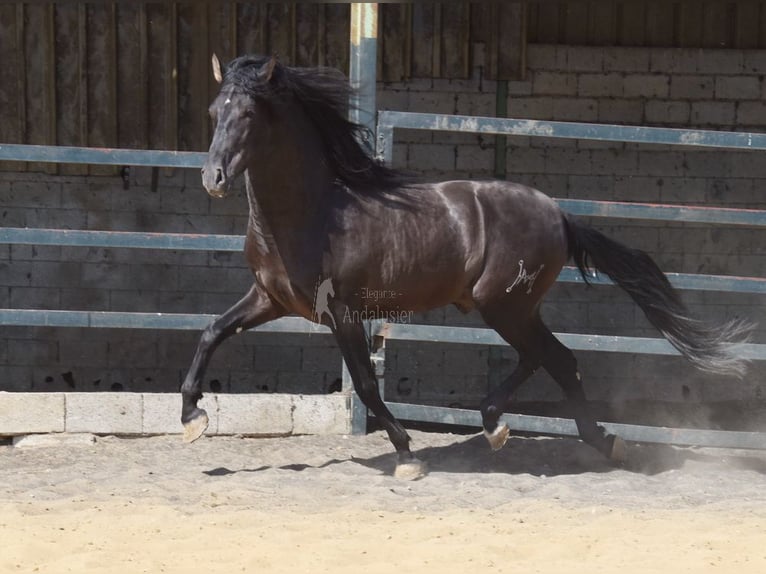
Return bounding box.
[331,309,427,480]
[181,282,283,442]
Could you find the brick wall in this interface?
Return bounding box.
[2,44,764,420]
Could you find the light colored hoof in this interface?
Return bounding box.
[484,423,510,451]
[610,436,628,463]
[182,411,209,444]
[394,458,427,481]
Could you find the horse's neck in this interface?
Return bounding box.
[245,166,330,233]
[243,149,332,271]
[247,114,333,226]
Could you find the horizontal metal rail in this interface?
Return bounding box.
[376,110,766,163]
[558,199,766,227]
[0,227,245,252]
[3,228,765,295]
[375,322,766,361]
[556,267,766,294]
[385,403,766,450]
[0,143,205,169]
[4,310,762,360]
[0,309,330,334]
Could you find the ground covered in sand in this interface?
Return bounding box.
[1,430,765,573]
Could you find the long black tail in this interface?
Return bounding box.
[564,214,752,378]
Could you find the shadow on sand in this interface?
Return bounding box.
[202,433,766,479]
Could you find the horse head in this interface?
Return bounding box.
[202,54,278,198]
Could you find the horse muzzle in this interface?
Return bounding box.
[201,165,230,198]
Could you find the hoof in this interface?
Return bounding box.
[182,409,209,443]
[609,435,628,463]
[484,423,510,451]
[394,458,427,481]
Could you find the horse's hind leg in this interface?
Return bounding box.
[536,321,627,462]
[479,310,625,461]
[480,354,540,450]
[180,283,282,443]
[478,313,543,450]
[332,317,425,480]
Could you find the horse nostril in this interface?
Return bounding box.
[215,168,224,186]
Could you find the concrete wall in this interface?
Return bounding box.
[2,44,764,418]
[0,392,352,436]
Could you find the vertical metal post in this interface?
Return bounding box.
[349,3,378,151]
[342,359,367,435]
[344,4,378,435]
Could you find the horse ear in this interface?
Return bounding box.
[258,56,278,83]
[211,53,223,84]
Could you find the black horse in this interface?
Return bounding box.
[181,54,751,479]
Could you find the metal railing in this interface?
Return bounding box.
[1,110,765,448]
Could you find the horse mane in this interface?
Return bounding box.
[222,55,409,195]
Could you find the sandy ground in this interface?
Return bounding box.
[1,429,765,573]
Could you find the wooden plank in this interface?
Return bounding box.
[236,3,267,55]
[322,4,349,72]
[380,4,410,82]
[525,2,538,44]
[317,5,327,66]
[645,3,675,47]
[177,3,208,152]
[295,4,319,66]
[534,2,564,44]
[491,3,527,81]
[0,5,22,171]
[733,2,762,48]
[139,5,149,141]
[86,3,118,175]
[588,2,617,45]
[618,3,646,46]
[54,4,86,175]
[209,3,237,103]
[563,3,589,45]
[267,3,295,64]
[470,3,492,45]
[145,3,176,152]
[207,2,236,63]
[440,2,470,78]
[44,3,56,175]
[16,5,26,160]
[77,4,87,151]
[725,2,739,48]
[229,3,239,60]
[167,3,178,156]
[760,1,766,47]
[431,3,442,77]
[23,4,55,173]
[702,2,732,47]
[677,3,704,47]
[411,4,435,78]
[116,3,148,150]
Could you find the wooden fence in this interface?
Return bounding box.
[3,2,766,169]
